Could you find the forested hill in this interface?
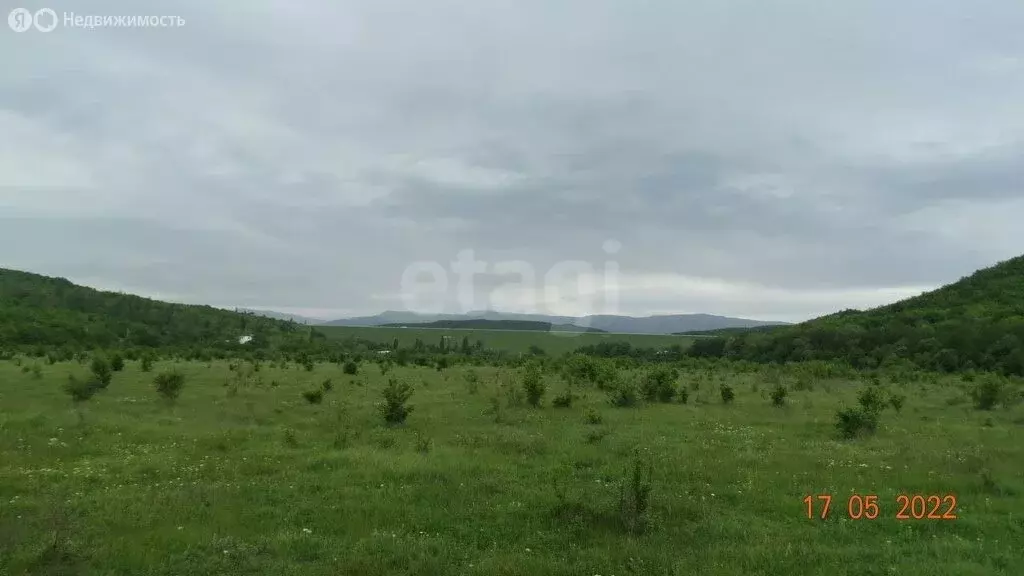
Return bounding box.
[689,255,1024,375]
[0,268,320,354]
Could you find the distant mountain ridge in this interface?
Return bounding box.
[236,308,326,325]
[323,310,787,334]
[379,319,607,333]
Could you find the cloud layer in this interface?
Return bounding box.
[2,0,1023,321]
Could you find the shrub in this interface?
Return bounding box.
[522,364,546,408]
[857,386,886,413]
[64,374,104,424]
[321,378,334,392]
[552,389,574,408]
[641,368,678,403]
[618,449,654,534]
[342,361,358,375]
[464,369,481,394]
[585,428,610,444]
[720,384,735,404]
[677,387,689,404]
[302,389,324,404]
[972,376,1004,410]
[110,354,125,372]
[380,378,414,425]
[889,393,906,413]
[608,378,639,408]
[562,355,620,390]
[283,428,299,448]
[502,376,525,407]
[414,435,432,454]
[303,360,315,372]
[486,394,505,423]
[375,433,397,450]
[770,384,788,406]
[140,355,154,372]
[584,407,603,425]
[835,406,880,439]
[90,357,113,388]
[153,370,185,403]
[793,375,814,392]
[29,364,43,380]
[64,374,103,404]
[1007,386,1024,408]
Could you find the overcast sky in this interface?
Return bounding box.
[2,0,1023,322]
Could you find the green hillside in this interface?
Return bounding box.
[0,268,668,359]
[0,268,317,355]
[319,324,690,355]
[689,255,1024,375]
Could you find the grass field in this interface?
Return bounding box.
[2,359,1023,575]
[318,325,694,355]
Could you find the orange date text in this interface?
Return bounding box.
[803,494,957,520]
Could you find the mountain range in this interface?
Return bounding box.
[317,310,788,334]
[235,308,327,325]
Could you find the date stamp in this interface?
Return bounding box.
[804,494,958,520]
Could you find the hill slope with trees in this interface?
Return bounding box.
[0,268,323,356]
[688,255,1024,375]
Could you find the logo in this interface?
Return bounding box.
[8,7,58,32]
[397,240,623,335]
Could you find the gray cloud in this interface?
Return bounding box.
[1,0,1023,322]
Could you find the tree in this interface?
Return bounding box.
[64,374,104,424]
[380,379,414,424]
[522,362,546,407]
[90,356,112,388]
[153,370,185,403]
[110,353,125,372]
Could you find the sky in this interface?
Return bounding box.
[1,0,1023,323]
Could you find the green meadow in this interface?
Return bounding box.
[318,325,693,355]
[2,357,1022,575]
